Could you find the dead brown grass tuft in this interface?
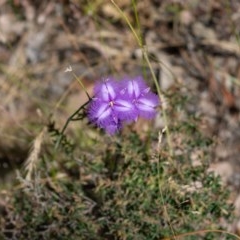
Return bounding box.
[24,127,47,181]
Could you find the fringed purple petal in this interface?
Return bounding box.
[88,100,112,126]
[104,119,122,135]
[121,76,148,98]
[94,78,120,101]
[136,93,160,119]
[96,105,112,121]
[114,99,134,112]
[114,99,137,122]
[88,75,160,135]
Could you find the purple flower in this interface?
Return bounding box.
[88,78,135,134]
[120,76,159,120]
[88,76,160,135]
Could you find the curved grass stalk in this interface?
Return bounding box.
[110,0,173,157]
[163,229,240,240]
[110,0,142,46]
[111,1,175,238]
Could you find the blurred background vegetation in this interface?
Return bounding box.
[0,0,240,239]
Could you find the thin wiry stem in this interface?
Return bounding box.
[55,99,91,149]
[111,0,173,157]
[111,2,175,239]
[71,72,91,100]
[111,0,142,46]
[131,0,142,45]
[142,47,173,157]
[158,130,176,239]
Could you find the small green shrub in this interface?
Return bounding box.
[0,89,235,240]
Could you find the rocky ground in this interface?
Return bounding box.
[1,0,240,236]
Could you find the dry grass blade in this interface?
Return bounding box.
[24,127,46,181]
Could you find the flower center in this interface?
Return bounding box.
[109,101,114,107]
